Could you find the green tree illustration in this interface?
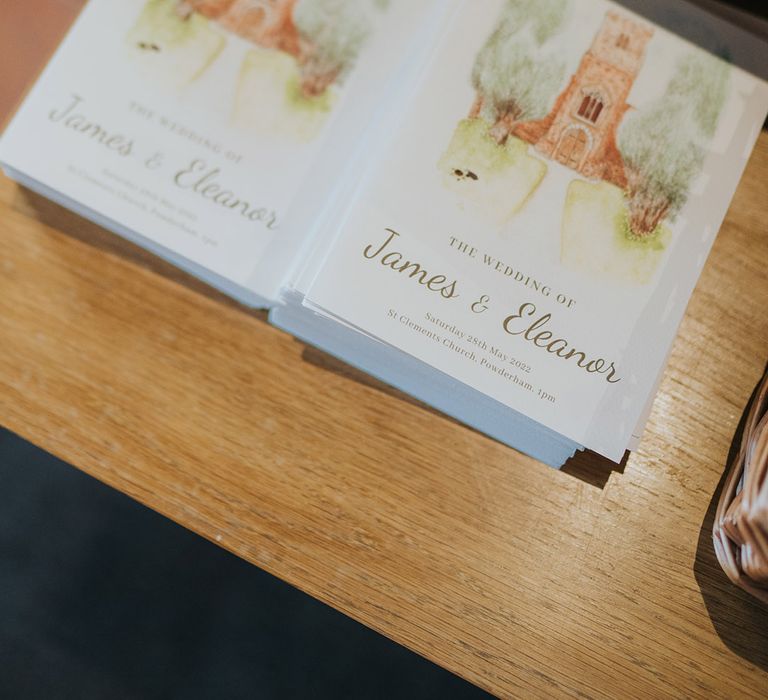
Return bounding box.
[471,0,569,144]
[294,0,389,97]
[618,51,729,237]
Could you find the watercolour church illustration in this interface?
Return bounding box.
[176,0,301,56]
[170,0,358,98]
[471,11,653,189]
[443,4,730,282]
[129,0,391,141]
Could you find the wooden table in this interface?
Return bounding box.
[2,4,768,698]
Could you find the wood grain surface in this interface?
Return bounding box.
[1,138,767,698]
[2,3,768,698]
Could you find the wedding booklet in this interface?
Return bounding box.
[2,0,768,467]
[0,0,441,305]
[271,0,768,465]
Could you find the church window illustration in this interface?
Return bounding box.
[577,93,604,123]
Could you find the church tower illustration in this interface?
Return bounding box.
[515,11,653,188]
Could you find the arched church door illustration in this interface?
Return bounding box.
[238,1,271,28]
[555,127,589,169]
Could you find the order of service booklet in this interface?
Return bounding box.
[2,0,768,467]
[0,0,440,305]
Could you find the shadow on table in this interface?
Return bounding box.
[693,368,768,671]
[11,185,269,322]
[14,183,624,490]
[301,345,625,489]
[0,428,490,700]
[561,449,628,489]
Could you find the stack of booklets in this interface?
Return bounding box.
[3,0,767,467]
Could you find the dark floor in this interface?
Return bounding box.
[0,428,490,700]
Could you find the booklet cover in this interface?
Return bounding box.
[300,0,768,461]
[0,0,431,302]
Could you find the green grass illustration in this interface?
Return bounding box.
[439,118,547,224]
[233,47,336,141]
[561,180,671,285]
[127,0,226,87]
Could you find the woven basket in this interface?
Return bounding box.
[713,367,768,604]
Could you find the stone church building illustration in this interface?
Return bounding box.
[513,11,653,189]
[177,0,301,57]
[173,0,352,97]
